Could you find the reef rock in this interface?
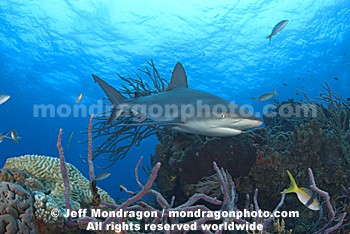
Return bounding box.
[151,129,258,203]
[0,181,38,233]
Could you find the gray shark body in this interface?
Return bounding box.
[93,62,262,137]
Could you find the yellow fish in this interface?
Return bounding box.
[74,94,83,104]
[283,170,320,210]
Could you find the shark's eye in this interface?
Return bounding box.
[221,114,226,119]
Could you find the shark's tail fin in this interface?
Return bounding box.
[92,74,126,124]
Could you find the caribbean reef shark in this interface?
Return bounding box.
[92,62,262,137]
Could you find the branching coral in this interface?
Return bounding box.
[307,168,347,233]
[296,82,350,162]
[98,160,286,234]
[118,59,169,97]
[56,128,75,227]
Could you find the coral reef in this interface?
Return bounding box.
[0,95,348,233]
[99,159,287,234]
[1,154,116,233]
[82,63,348,233]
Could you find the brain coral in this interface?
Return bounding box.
[0,181,38,233]
[4,154,115,211]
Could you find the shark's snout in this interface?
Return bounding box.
[233,116,263,130]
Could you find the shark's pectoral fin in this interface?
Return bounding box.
[209,127,242,136]
[118,121,183,127]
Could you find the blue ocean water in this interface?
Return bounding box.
[0,0,349,201]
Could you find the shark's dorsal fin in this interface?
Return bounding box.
[165,62,188,91]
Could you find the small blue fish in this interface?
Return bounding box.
[66,131,74,149]
[267,20,289,44]
[0,94,10,105]
[10,129,21,143]
[95,172,111,181]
